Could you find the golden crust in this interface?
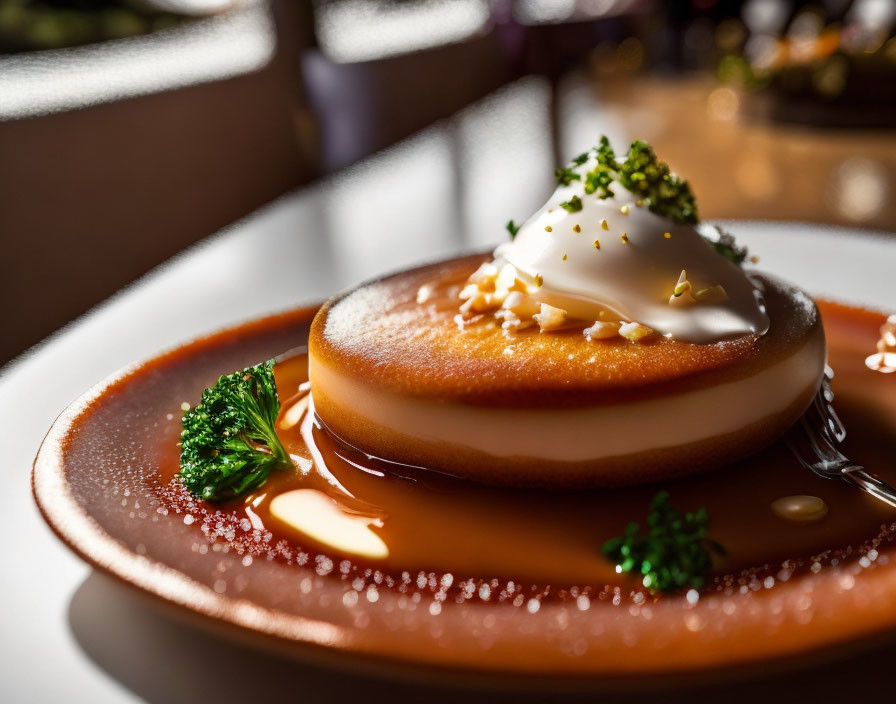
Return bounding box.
[310,253,822,408]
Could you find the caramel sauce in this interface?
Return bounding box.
[157,301,896,598]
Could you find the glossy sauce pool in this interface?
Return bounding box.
[155,301,896,604]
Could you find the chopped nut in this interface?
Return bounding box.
[533,303,568,332]
[502,291,541,318]
[458,283,481,301]
[865,315,896,374]
[500,314,536,332]
[618,322,654,342]
[619,205,629,214]
[468,262,498,284]
[669,293,694,307]
[534,273,544,288]
[620,233,629,243]
[572,224,581,233]
[866,352,896,373]
[416,284,435,304]
[495,263,526,297]
[867,315,896,371]
[478,277,497,293]
[460,293,493,314]
[878,315,896,353]
[496,306,536,331]
[583,321,620,340]
[460,261,531,316]
[695,285,729,304]
[593,239,601,249]
[668,270,695,307]
[600,219,609,230]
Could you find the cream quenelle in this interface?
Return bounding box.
[462,152,770,344]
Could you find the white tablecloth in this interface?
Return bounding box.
[3,183,894,701]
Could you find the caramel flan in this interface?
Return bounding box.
[309,139,825,487]
[309,255,824,487]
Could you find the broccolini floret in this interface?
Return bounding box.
[179,360,291,501]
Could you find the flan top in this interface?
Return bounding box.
[312,254,821,407]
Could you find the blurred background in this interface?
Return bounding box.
[0,0,893,366]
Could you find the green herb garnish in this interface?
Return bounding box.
[707,240,746,265]
[560,195,583,213]
[595,135,619,169]
[510,137,747,265]
[701,225,748,265]
[179,360,291,502]
[583,135,618,199]
[555,166,581,186]
[584,165,615,199]
[602,492,724,593]
[618,140,698,225]
[506,219,520,238]
[576,136,698,224]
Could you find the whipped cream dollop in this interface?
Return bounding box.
[474,154,770,344]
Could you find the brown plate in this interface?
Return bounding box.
[32,304,896,689]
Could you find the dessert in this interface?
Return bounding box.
[164,302,893,595]
[33,135,896,683]
[309,139,826,486]
[32,223,896,678]
[167,133,877,600]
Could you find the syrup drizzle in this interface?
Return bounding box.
[156,303,896,605]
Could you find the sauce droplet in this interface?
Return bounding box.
[771,495,828,523]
